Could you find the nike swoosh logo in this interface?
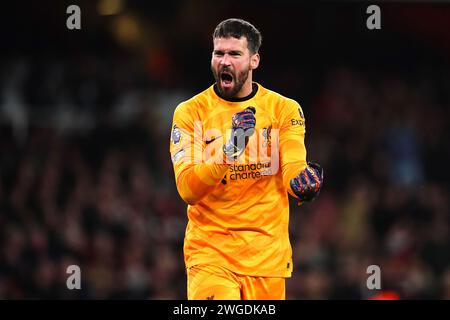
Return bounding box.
[205,136,222,145]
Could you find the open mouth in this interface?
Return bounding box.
[220,71,234,88]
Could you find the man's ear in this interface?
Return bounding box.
[250,53,260,70]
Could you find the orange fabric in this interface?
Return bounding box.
[187,264,285,300]
[170,83,307,277]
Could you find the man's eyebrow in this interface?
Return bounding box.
[213,49,243,54]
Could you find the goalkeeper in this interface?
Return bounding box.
[170,18,323,300]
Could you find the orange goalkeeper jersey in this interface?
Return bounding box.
[170,82,307,277]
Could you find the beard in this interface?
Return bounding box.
[212,65,250,100]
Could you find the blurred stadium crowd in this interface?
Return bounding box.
[1,58,449,299]
[0,1,449,299]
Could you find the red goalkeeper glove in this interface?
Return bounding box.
[223,107,256,160]
[290,162,323,203]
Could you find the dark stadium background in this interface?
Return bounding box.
[0,0,449,299]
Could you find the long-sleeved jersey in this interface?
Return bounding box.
[170,82,307,277]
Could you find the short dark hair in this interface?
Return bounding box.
[213,18,262,54]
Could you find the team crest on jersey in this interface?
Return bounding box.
[262,125,272,147]
[171,124,181,145]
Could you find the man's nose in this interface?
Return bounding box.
[220,54,231,66]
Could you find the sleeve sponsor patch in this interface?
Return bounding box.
[291,107,305,126]
[298,107,305,119]
[171,149,185,163]
[171,124,182,145]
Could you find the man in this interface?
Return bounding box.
[169,18,323,300]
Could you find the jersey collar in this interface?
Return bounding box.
[213,82,258,102]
